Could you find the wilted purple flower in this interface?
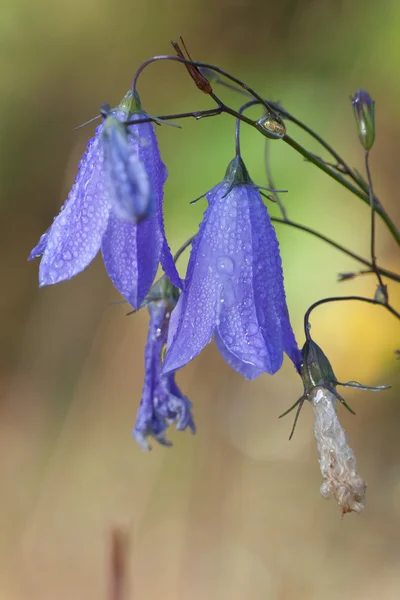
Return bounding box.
[29,91,180,310]
[162,156,301,380]
[311,385,366,516]
[294,339,388,514]
[351,89,375,151]
[133,278,195,450]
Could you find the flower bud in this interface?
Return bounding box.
[374,284,388,305]
[352,89,375,151]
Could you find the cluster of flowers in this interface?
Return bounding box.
[30,79,389,515]
[29,90,301,448]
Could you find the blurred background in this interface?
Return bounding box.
[1,0,400,598]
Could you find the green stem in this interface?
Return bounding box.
[271,217,400,283]
[283,135,400,246]
[365,150,385,289]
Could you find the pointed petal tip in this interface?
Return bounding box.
[132,429,152,451]
[133,427,173,450]
[161,350,197,377]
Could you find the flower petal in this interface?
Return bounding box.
[133,301,170,450]
[211,183,283,375]
[214,330,265,380]
[161,194,223,373]
[36,128,111,286]
[247,190,300,372]
[103,117,154,223]
[128,116,182,289]
[133,300,195,450]
[29,228,50,260]
[277,300,302,373]
[101,211,162,309]
[156,374,196,433]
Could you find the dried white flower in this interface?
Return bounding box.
[310,386,366,516]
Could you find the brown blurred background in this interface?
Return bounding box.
[1,0,400,598]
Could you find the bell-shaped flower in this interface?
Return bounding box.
[29,91,180,310]
[133,277,195,450]
[162,156,301,380]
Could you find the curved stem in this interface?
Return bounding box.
[235,99,260,156]
[304,295,400,341]
[173,235,195,263]
[365,150,386,290]
[265,142,289,221]
[267,101,363,186]
[131,55,400,246]
[125,106,224,126]
[283,135,400,246]
[132,55,277,116]
[271,217,400,283]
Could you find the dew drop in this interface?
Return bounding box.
[243,242,252,253]
[216,256,234,275]
[223,282,236,307]
[63,250,72,261]
[247,323,259,336]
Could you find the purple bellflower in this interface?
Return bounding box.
[29,91,180,310]
[133,277,195,450]
[162,156,301,380]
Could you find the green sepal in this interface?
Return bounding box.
[337,380,391,392]
[222,155,253,198]
[118,89,142,118]
[301,340,337,389]
[140,276,180,310]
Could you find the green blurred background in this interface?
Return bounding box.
[1,0,400,598]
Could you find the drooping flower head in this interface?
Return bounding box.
[29,91,180,310]
[162,156,301,380]
[133,277,195,450]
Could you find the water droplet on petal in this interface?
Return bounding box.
[248,323,259,336]
[216,256,234,275]
[63,250,72,261]
[223,282,236,307]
